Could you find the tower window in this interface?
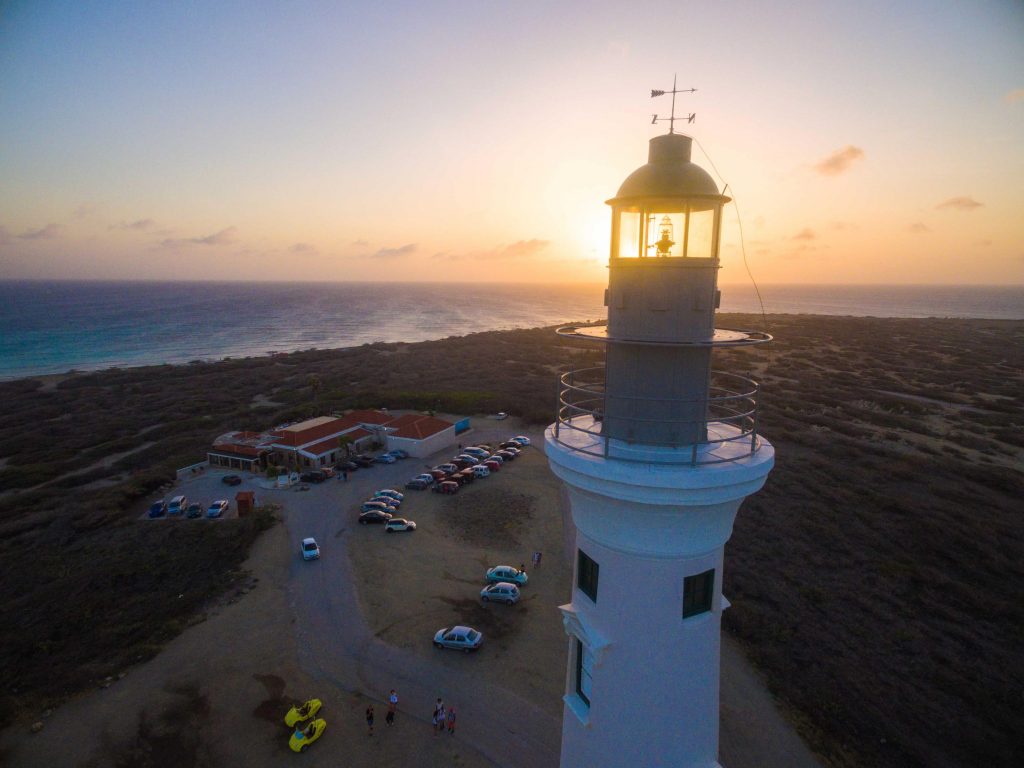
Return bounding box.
[683,568,715,618]
[574,638,594,707]
[577,549,599,603]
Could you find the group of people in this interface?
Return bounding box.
[366,690,454,736]
[432,698,456,736]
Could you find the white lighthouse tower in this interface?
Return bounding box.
[546,120,774,767]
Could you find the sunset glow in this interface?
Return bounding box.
[1,1,1021,285]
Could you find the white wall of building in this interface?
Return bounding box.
[386,426,456,459]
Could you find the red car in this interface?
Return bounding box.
[483,460,501,472]
[433,480,459,495]
[429,469,449,482]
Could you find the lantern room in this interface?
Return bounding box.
[608,132,728,261]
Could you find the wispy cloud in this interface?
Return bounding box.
[907,222,930,234]
[160,226,239,248]
[289,242,317,254]
[19,223,60,240]
[371,243,417,259]
[936,196,983,211]
[814,145,864,176]
[1006,89,1024,104]
[791,228,816,241]
[495,239,550,259]
[109,218,156,231]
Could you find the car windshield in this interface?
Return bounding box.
[466,630,479,641]
[303,542,316,550]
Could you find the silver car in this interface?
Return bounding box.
[480,582,520,605]
[433,625,483,652]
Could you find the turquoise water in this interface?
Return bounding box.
[1,280,1021,380]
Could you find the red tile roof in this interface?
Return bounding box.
[388,415,454,440]
[211,443,265,457]
[270,417,347,447]
[301,437,343,457]
[345,409,394,426]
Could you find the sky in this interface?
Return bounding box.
[0,0,1022,285]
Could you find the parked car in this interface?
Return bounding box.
[452,458,475,471]
[300,471,326,483]
[371,493,401,508]
[358,509,393,524]
[480,582,520,605]
[186,502,203,519]
[495,412,508,420]
[361,500,397,514]
[433,480,459,495]
[496,450,517,462]
[301,537,320,560]
[433,625,483,652]
[285,699,322,728]
[289,719,327,753]
[148,500,166,518]
[454,454,481,465]
[471,464,490,478]
[452,469,475,486]
[510,436,531,446]
[483,459,501,473]
[353,455,375,468]
[222,474,242,486]
[405,477,429,490]
[375,489,405,502]
[499,441,521,450]
[485,454,504,465]
[207,499,229,518]
[167,495,188,515]
[485,565,528,585]
[462,447,489,459]
[429,469,449,482]
[334,460,358,472]
[389,449,409,459]
[374,454,396,464]
[384,518,416,533]
[436,463,458,474]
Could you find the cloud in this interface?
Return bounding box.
[936,196,983,211]
[109,218,156,231]
[371,243,417,259]
[791,228,816,241]
[288,242,317,254]
[814,145,864,176]
[907,222,930,234]
[1006,89,1024,104]
[160,226,239,248]
[19,223,60,240]
[496,239,550,259]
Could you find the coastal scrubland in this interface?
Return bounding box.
[0,315,1021,768]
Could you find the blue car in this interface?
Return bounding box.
[148,501,166,518]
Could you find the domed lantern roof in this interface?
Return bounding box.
[608,133,728,205]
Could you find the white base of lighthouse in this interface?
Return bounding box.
[546,419,774,768]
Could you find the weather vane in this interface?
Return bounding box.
[650,74,696,134]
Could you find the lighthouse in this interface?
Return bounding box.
[545,125,774,767]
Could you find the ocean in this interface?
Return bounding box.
[0,280,1021,381]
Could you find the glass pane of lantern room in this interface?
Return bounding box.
[686,207,715,259]
[616,210,641,258]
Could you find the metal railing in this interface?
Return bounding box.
[552,366,764,465]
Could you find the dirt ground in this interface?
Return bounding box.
[0,416,821,767]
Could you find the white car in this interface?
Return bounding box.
[384,518,416,533]
[206,499,229,518]
[480,582,520,605]
[510,436,531,446]
[375,489,404,502]
[301,537,320,560]
[433,625,483,652]
[471,464,490,478]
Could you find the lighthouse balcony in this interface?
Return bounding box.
[552,366,764,465]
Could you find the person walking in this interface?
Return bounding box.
[366,704,374,736]
[433,698,445,736]
[446,706,457,736]
[387,689,398,726]
[532,550,542,568]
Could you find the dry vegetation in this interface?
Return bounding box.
[0,316,1021,767]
